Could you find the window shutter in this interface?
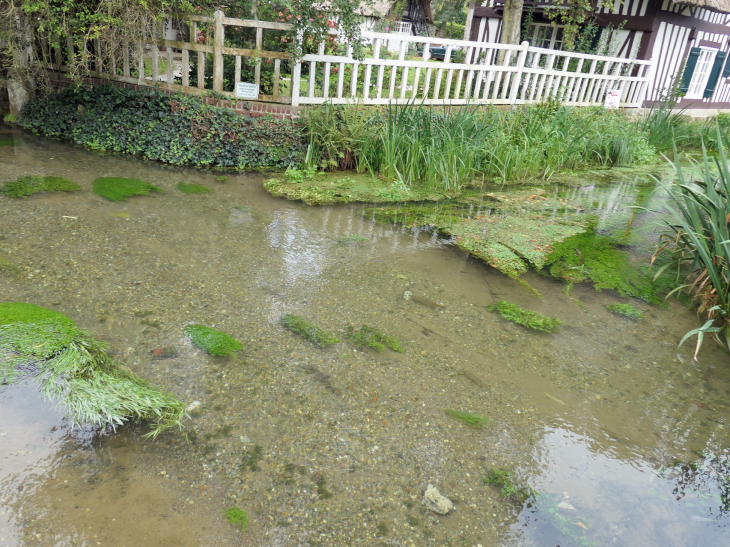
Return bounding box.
[723,50,730,78]
[704,51,727,98]
[681,47,702,94]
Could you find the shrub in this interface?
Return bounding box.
[1,175,80,198]
[19,84,306,170]
[487,301,562,332]
[93,177,162,202]
[184,324,243,356]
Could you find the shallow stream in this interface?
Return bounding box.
[1,128,729,546]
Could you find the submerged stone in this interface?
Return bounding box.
[423,484,454,514]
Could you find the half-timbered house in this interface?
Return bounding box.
[465,0,730,112]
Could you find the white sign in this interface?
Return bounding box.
[235,82,259,100]
[604,89,621,109]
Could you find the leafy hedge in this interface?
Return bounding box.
[19,84,306,169]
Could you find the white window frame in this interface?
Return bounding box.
[686,47,718,100]
[526,23,565,51]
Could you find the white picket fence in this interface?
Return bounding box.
[36,10,653,109]
[293,31,653,108]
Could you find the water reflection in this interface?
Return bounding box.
[510,424,730,546]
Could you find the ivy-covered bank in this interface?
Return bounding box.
[19,85,306,169]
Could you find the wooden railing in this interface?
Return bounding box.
[37,10,653,109]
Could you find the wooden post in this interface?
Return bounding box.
[213,10,224,92]
[508,41,529,104]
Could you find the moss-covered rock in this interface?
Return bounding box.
[93,177,162,202]
[184,324,243,356]
[0,302,185,437]
[1,175,80,198]
[281,314,340,348]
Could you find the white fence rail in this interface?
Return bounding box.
[293,31,653,108]
[35,10,652,109]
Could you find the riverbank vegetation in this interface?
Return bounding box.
[0,302,186,437]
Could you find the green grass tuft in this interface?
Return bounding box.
[1,175,80,198]
[343,325,403,352]
[281,314,340,348]
[0,302,185,437]
[177,182,212,194]
[184,324,243,356]
[487,301,562,332]
[445,409,491,429]
[93,177,162,202]
[224,506,248,531]
[606,303,644,320]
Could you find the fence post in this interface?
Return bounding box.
[213,10,224,93]
[508,41,529,104]
[291,61,301,106]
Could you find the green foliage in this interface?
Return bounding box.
[654,131,730,356]
[545,232,661,303]
[184,324,243,356]
[606,303,644,320]
[19,84,305,170]
[483,468,536,504]
[177,182,212,194]
[1,175,80,198]
[0,302,185,437]
[93,177,161,202]
[445,409,491,429]
[343,325,403,352]
[281,313,340,348]
[224,506,249,532]
[487,301,562,332]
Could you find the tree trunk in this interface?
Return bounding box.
[498,0,524,63]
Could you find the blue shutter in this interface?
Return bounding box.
[681,47,701,94]
[704,51,727,98]
[722,50,730,78]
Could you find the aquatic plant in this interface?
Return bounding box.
[606,303,644,320]
[184,324,243,357]
[487,301,562,332]
[653,132,730,357]
[0,138,16,147]
[0,302,185,437]
[316,474,333,499]
[240,444,264,472]
[0,254,20,275]
[343,325,403,352]
[224,506,248,532]
[93,177,162,202]
[445,409,491,429]
[1,175,80,198]
[214,176,229,183]
[177,182,212,194]
[281,314,340,348]
[483,468,536,504]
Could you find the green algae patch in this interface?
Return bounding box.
[1,175,80,198]
[264,171,456,205]
[445,409,491,429]
[224,506,248,531]
[0,255,21,276]
[93,177,162,202]
[0,302,185,437]
[184,324,243,356]
[0,138,17,148]
[487,301,562,332]
[281,313,340,348]
[543,232,662,303]
[606,303,644,320]
[344,325,403,352]
[177,182,212,194]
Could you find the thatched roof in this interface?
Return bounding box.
[671,0,730,14]
[360,0,391,17]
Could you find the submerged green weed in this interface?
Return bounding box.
[177,182,212,194]
[240,444,264,472]
[213,175,228,183]
[0,255,20,275]
[487,301,562,332]
[344,325,403,352]
[184,324,242,356]
[93,177,162,202]
[1,175,80,198]
[0,138,17,147]
[483,468,536,504]
[281,314,340,348]
[445,409,491,429]
[606,303,644,320]
[224,506,248,531]
[0,302,185,437]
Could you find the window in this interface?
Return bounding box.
[526,24,565,51]
[686,48,717,99]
